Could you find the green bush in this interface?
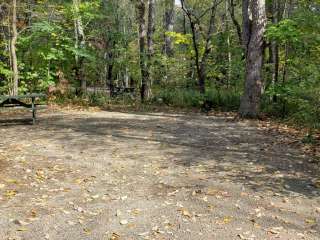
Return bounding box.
[152,87,241,111]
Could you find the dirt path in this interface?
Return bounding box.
[0,110,319,240]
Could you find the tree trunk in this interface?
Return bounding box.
[73,0,86,93]
[226,0,232,87]
[269,0,279,101]
[181,0,219,94]
[163,0,175,57]
[106,51,114,96]
[228,0,242,45]
[242,0,251,53]
[239,0,267,118]
[136,0,151,102]
[146,0,155,96]
[10,0,18,96]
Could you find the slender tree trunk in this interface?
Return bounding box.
[270,0,279,101]
[228,0,242,45]
[147,0,155,56]
[106,51,114,96]
[239,0,267,118]
[181,0,219,94]
[226,0,232,87]
[282,0,293,84]
[136,0,151,102]
[163,0,175,57]
[73,0,86,93]
[146,0,155,95]
[10,0,18,95]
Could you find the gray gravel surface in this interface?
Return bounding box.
[0,110,319,240]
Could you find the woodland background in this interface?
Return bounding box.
[0,0,319,131]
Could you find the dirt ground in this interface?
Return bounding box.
[0,109,319,240]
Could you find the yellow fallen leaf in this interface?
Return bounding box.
[223,216,233,224]
[5,179,19,184]
[110,232,120,240]
[75,179,83,184]
[17,227,28,232]
[83,228,91,235]
[5,189,17,198]
[216,216,233,225]
[206,188,219,196]
[305,218,316,224]
[178,208,192,218]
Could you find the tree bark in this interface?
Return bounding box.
[10,0,18,96]
[226,0,232,87]
[163,0,175,57]
[135,0,151,101]
[146,0,155,95]
[73,0,86,93]
[239,0,267,118]
[228,0,242,45]
[242,0,251,54]
[269,0,279,101]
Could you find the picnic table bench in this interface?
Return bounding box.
[0,93,47,124]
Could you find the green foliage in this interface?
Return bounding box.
[153,87,240,111]
[266,19,301,44]
[0,0,318,132]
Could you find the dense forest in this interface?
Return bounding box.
[0,0,319,129]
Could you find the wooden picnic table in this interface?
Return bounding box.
[0,93,47,124]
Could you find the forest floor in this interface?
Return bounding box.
[0,108,319,240]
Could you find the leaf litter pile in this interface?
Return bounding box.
[0,109,319,240]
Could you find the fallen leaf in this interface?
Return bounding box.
[305,218,316,224]
[17,227,28,232]
[13,220,29,226]
[120,219,128,225]
[5,190,17,198]
[110,232,121,240]
[268,227,283,235]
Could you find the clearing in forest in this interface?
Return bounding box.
[0,110,319,240]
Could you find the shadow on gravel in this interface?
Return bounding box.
[4,112,319,198]
[0,118,33,126]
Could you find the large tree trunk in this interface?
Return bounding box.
[239,0,267,118]
[10,0,18,96]
[136,0,151,102]
[73,0,86,93]
[163,0,175,57]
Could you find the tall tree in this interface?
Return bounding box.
[134,0,151,101]
[268,0,279,101]
[146,0,155,94]
[163,0,175,57]
[228,0,242,45]
[239,0,267,117]
[181,0,221,94]
[73,0,86,93]
[10,0,18,95]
